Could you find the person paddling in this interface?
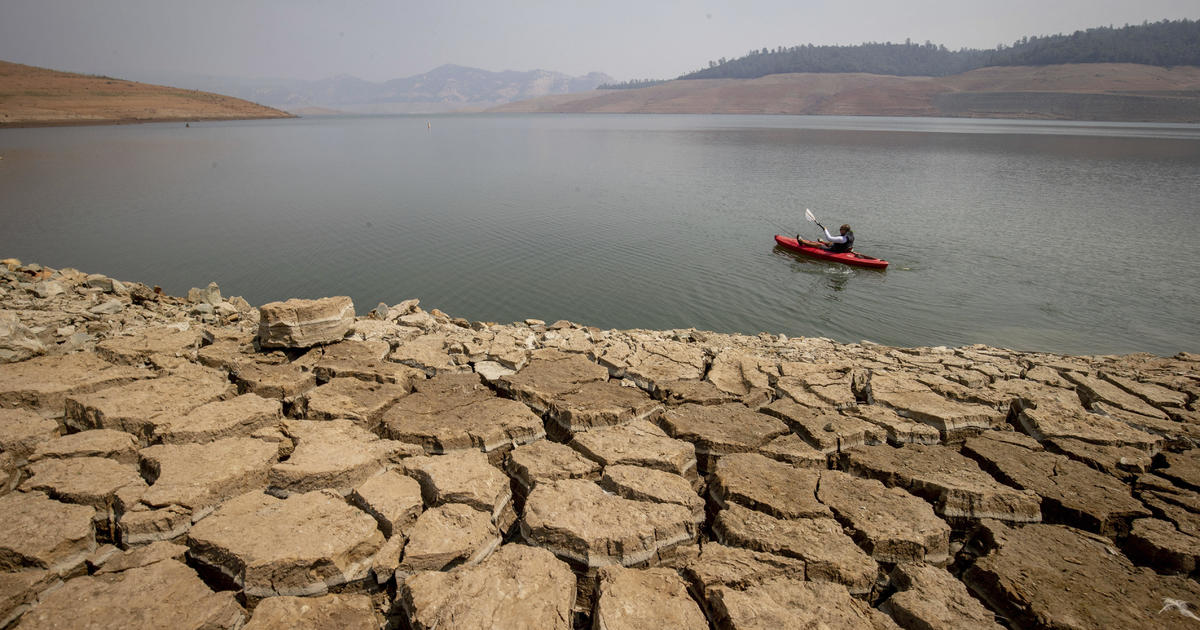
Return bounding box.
[797,223,854,253]
[819,224,854,252]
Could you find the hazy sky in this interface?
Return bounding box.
[1,0,1195,82]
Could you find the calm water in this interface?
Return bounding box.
[2,114,1199,356]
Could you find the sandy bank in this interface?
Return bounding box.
[1,258,1198,628]
[490,63,1200,123]
[0,60,292,127]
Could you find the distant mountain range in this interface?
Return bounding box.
[156,65,614,114]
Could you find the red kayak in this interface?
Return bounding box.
[774,235,889,269]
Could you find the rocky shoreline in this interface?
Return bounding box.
[1,258,1198,629]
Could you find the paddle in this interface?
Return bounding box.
[804,208,826,232]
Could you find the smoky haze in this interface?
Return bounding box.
[0,0,1196,84]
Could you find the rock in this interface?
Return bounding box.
[545,380,664,438]
[32,281,65,299]
[399,311,437,330]
[709,452,832,520]
[392,298,420,316]
[0,353,151,413]
[880,562,1004,630]
[848,404,942,445]
[1093,404,1200,450]
[29,429,138,466]
[368,302,389,319]
[64,373,233,444]
[521,479,697,568]
[593,566,708,630]
[597,339,707,394]
[398,544,575,630]
[0,569,58,630]
[707,576,899,629]
[758,432,828,468]
[712,503,877,595]
[271,420,419,496]
[842,445,1042,525]
[399,451,514,531]
[14,559,244,629]
[399,503,500,572]
[20,457,147,540]
[291,376,412,429]
[348,470,423,538]
[152,393,283,444]
[1124,517,1200,575]
[382,372,544,456]
[138,437,279,520]
[195,334,257,370]
[1101,371,1189,409]
[567,419,698,483]
[1157,450,1200,492]
[389,334,460,375]
[871,389,1005,440]
[761,399,885,453]
[0,451,18,495]
[681,542,806,597]
[599,465,705,524]
[507,440,601,497]
[658,403,790,474]
[1134,473,1200,538]
[85,273,118,292]
[657,379,742,406]
[1016,404,1161,450]
[186,490,383,598]
[116,504,192,546]
[705,350,775,400]
[232,360,318,400]
[92,540,188,575]
[963,522,1200,630]
[0,310,46,363]
[95,325,205,365]
[258,296,355,348]
[371,533,406,585]
[1045,437,1153,480]
[461,328,534,370]
[89,299,125,315]
[776,368,860,409]
[189,303,215,318]
[817,470,951,565]
[243,593,377,630]
[962,433,1150,537]
[0,490,95,575]
[495,348,609,415]
[300,339,424,385]
[0,408,59,464]
[186,282,221,306]
[473,359,514,381]
[1066,371,1170,420]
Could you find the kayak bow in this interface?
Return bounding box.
[774,235,889,269]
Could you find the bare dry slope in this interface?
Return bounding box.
[490,64,1200,122]
[0,60,293,127]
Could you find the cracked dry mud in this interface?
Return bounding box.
[1,259,1200,629]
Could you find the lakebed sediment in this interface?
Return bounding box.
[1,258,1198,629]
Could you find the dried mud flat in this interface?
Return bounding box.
[1,258,1199,629]
[0,60,291,127]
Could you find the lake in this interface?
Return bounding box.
[2,114,1199,356]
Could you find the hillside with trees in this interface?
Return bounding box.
[678,19,1200,81]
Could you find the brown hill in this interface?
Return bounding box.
[0,60,293,127]
[489,64,1200,122]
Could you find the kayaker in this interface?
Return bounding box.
[812,224,854,252]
